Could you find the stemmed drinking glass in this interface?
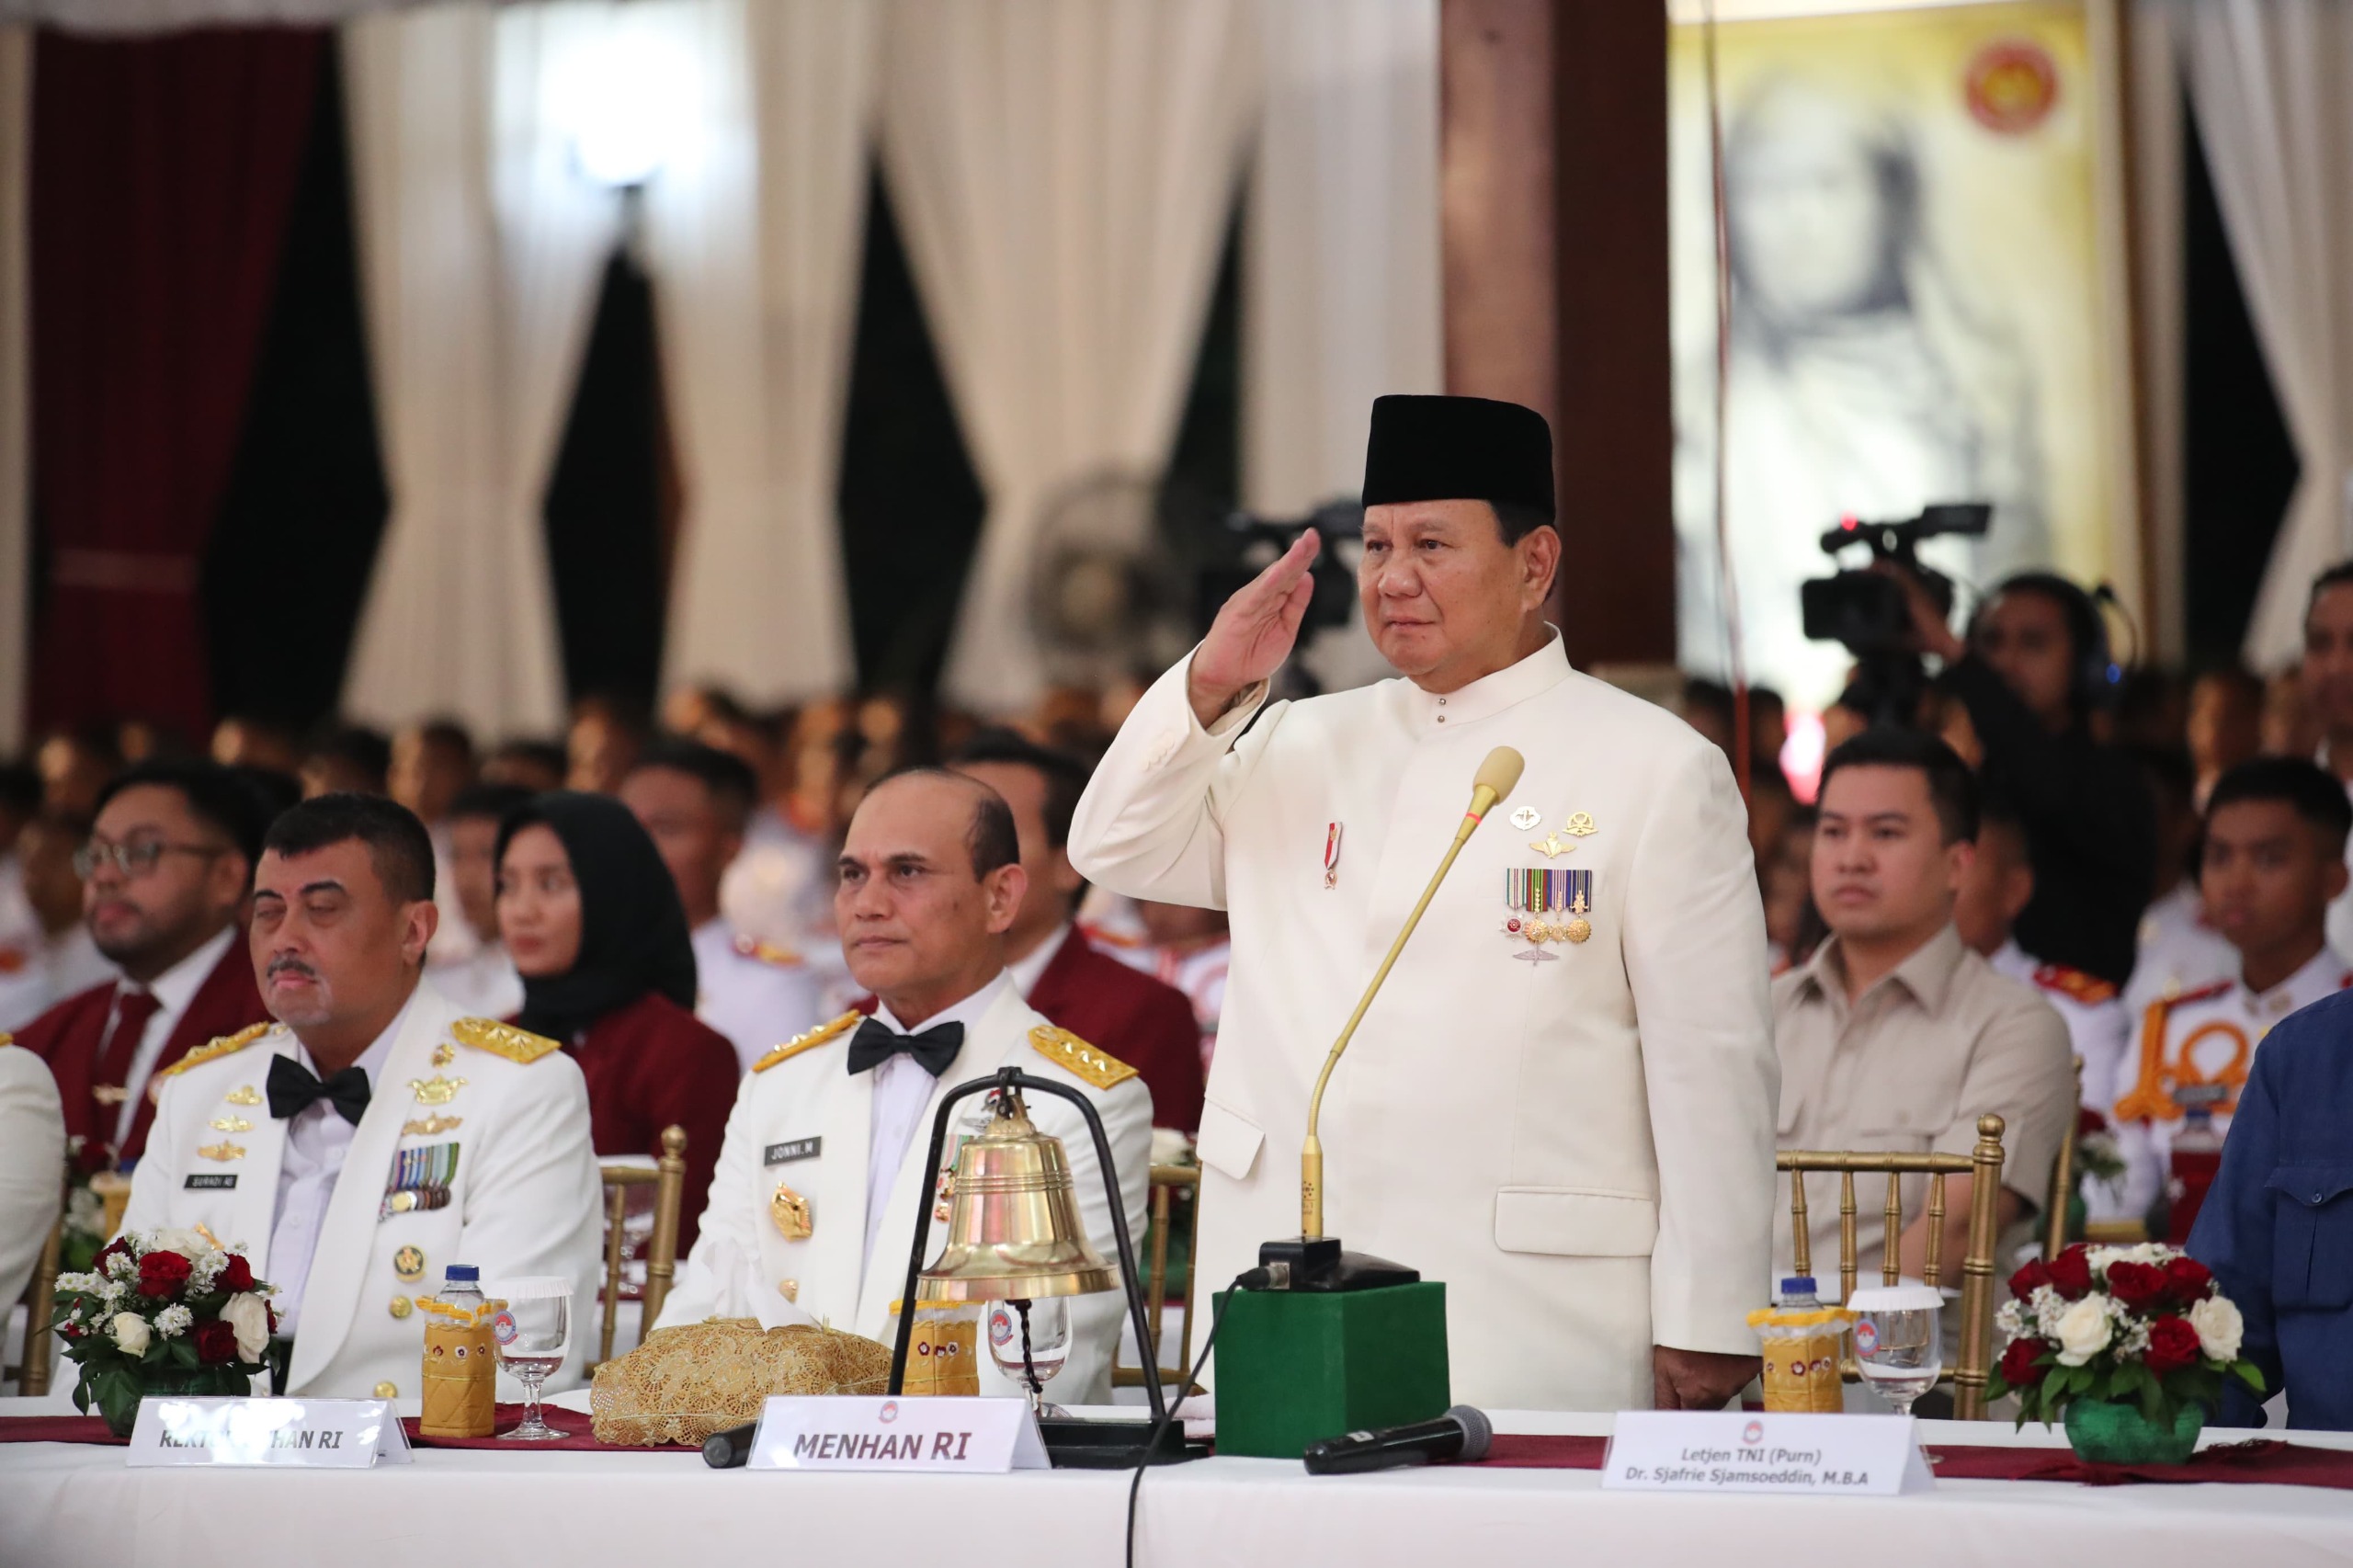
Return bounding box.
[985,1297,1069,1416]
[489,1278,573,1441]
[1845,1284,1943,1418]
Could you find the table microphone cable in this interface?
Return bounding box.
[1125,1266,1270,1568]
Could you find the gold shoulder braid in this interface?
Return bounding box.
[1029,1025,1138,1091]
[151,1021,273,1086]
[753,1011,862,1074]
[451,1017,564,1064]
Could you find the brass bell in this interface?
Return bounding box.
[918,1088,1118,1301]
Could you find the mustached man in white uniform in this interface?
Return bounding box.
[125,794,602,1401]
[1068,395,1779,1412]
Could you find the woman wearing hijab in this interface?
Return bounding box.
[495,792,739,1247]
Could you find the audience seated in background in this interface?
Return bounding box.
[2113,759,2352,1235]
[480,738,567,793]
[2188,667,2266,809]
[620,740,821,1074]
[209,714,301,776]
[1956,791,2129,1119]
[1761,803,1817,975]
[1771,730,2074,1291]
[2123,745,2236,1021]
[39,727,121,820]
[299,724,390,800]
[1893,570,2155,989]
[951,729,1205,1133]
[15,762,273,1169]
[392,719,484,969]
[428,783,530,1020]
[0,811,116,1030]
[566,696,645,795]
[722,699,858,1000]
[1114,899,1231,1079]
[2266,666,2321,762]
[495,790,737,1249]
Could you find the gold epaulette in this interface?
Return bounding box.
[2032,963,2119,1006]
[0,1031,11,1048]
[451,1017,564,1064]
[754,1011,862,1073]
[151,1022,272,1084]
[732,933,804,969]
[1029,1025,1138,1091]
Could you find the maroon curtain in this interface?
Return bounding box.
[28,28,323,744]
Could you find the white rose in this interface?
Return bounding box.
[2189,1296,2245,1364]
[2054,1294,2115,1366]
[109,1312,152,1357]
[220,1293,272,1363]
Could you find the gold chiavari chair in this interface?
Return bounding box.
[2044,1061,2083,1260]
[595,1126,688,1369]
[6,1188,66,1396]
[1779,1113,2007,1419]
[1112,1165,1201,1394]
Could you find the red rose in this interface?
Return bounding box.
[92,1236,131,1280]
[137,1250,193,1299]
[2008,1259,2052,1301]
[1999,1337,2050,1387]
[217,1255,254,1293]
[2108,1261,2170,1313]
[192,1319,239,1366]
[2045,1245,2093,1300]
[2164,1256,2214,1306]
[2144,1315,2201,1377]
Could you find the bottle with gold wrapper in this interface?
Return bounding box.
[888,1299,980,1396]
[1747,1277,1853,1414]
[419,1265,498,1439]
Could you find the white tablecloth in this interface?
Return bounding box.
[5,1403,2351,1568]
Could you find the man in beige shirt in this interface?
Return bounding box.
[1774,729,2075,1294]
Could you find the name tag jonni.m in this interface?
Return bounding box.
[765,1138,821,1166]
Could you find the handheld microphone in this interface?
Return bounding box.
[1301,746,1523,1238]
[703,1419,759,1469]
[1302,1405,1493,1475]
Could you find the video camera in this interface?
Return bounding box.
[1801,502,1990,726]
[1196,500,1363,639]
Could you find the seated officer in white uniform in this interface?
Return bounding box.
[123,794,603,1401]
[621,739,823,1073]
[654,769,1152,1403]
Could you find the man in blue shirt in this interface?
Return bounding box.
[2189,985,2353,1428]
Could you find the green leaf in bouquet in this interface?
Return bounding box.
[167,1338,197,1369]
[2230,1360,2267,1392]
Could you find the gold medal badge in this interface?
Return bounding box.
[770,1182,813,1240]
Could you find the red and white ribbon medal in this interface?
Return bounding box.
[1324,822,1343,890]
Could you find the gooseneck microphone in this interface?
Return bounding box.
[1302,1405,1494,1475]
[1300,746,1524,1238]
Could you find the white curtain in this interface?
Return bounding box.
[880,0,1258,712]
[341,2,620,738]
[0,28,27,753]
[2181,0,2353,670]
[646,0,869,708]
[1244,0,1440,517]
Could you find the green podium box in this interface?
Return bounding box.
[1211,1281,1449,1458]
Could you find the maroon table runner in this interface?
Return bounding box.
[0,1406,696,1455]
[1473,1432,2353,1489]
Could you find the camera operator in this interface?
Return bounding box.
[1887,568,2154,989]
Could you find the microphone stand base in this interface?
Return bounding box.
[1213,1275,1450,1458]
[1038,1415,1205,1468]
[1259,1235,1421,1293]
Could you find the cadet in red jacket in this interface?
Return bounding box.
[17,761,273,1166]
[495,791,737,1246]
[953,731,1205,1132]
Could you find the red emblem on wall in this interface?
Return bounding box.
[1965,40,2060,135]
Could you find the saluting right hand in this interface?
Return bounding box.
[1187,530,1322,729]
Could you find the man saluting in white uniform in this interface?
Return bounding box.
[1069,395,1779,1411]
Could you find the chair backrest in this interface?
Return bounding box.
[595,1126,688,1369]
[1112,1164,1201,1394]
[6,1196,65,1397]
[2045,1061,2083,1260]
[1777,1113,2007,1419]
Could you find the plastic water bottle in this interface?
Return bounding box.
[1779,1275,1821,1309]
[1749,1275,1846,1412]
[2166,1110,2225,1244]
[421,1264,496,1438]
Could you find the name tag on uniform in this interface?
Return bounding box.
[127,1398,412,1470]
[184,1174,236,1190]
[765,1138,821,1166]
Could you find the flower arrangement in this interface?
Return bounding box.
[51,1228,279,1437]
[1988,1242,2264,1458]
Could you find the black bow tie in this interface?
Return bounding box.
[847,1017,964,1079]
[267,1053,372,1126]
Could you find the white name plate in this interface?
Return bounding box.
[126,1398,412,1469]
[1601,1411,1932,1496]
[746,1395,1048,1472]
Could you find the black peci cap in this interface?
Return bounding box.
[1360,394,1554,521]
